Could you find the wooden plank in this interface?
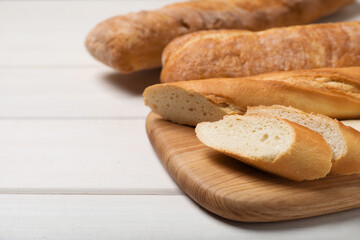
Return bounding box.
[0,1,179,67]
[0,32,101,68]
[146,112,360,222]
[0,194,359,240]
[0,1,178,32]
[0,67,158,118]
[0,119,179,194]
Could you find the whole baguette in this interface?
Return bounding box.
[246,105,360,176]
[161,21,360,83]
[144,67,360,126]
[195,114,333,181]
[85,0,353,73]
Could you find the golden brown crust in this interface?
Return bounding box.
[161,21,360,82]
[271,119,332,181]
[196,115,333,181]
[245,105,360,175]
[85,0,353,73]
[342,120,360,132]
[164,67,360,120]
[332,124,360,175]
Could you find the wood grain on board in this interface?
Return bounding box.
[146,112,360,222]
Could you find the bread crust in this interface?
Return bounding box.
[161,21,360,82]
[246,105,360,175]
[332,124,360,175]
[342,120,360,132]
[196,115,333,181]
[155,67,360,121]
[85,0,353,73]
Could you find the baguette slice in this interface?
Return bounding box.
[342,120,360,132]
[246,105,360,175]
[143,67,360,126]
[195,114,333,181]
[86,0,353,73]
[161,21,360,82]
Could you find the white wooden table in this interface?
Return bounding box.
[1,1,360,239]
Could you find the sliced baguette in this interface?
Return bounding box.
[195,114,333,181]
[143,67,360,126]
[246,105,360,175]
[342,120,360,132]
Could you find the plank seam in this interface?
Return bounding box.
[0,116,147,120]
[0,188,184,196]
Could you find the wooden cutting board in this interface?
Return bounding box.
[146,112,360,222]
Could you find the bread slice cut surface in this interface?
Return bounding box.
[197,115,292,161]
[143,84,243,126]
[195,114,333,181]
[247,105,360,175]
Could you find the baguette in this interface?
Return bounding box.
[342,120,360,132]
[144,67,360,126]
[161,21,360,83]
[246,105,360,175]
[85,0,353,73]
[195,114,333,181]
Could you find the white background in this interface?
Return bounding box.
[0,0,360,239]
